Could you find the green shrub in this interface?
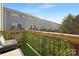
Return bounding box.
[2,31,71,56]
[26,32,71,56]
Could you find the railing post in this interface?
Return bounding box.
[70,43,79,56]
[74,44,79,55]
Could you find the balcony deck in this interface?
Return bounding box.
[0,30,79,56]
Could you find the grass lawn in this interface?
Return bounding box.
[18,43,38,56]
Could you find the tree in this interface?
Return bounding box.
[72,15,79,34]
[59,14,79,34]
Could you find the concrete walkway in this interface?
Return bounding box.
[0,48,23,56]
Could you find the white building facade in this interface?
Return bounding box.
[0,6,59,31]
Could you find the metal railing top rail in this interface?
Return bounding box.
[0,30,79,44]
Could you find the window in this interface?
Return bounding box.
[41,26,43,30]
[34,25,36,30]
[31,25,32,29]
[11,13,19,17]
[11,13,19,20]
[17,24,22,29]
[11,25,15,30]
[11,23,23,29]
[11,23,17,29]
[30,25,37,30]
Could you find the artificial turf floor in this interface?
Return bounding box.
[18,43,38,56]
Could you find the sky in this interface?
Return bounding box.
[4,3,79,24]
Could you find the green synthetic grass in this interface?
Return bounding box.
[18,43,38,56]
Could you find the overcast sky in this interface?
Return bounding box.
[4,3,79,24]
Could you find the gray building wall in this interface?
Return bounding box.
[3,7,26,30]
[2,7,59,31]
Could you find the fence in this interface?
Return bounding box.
[0,30,79,56]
